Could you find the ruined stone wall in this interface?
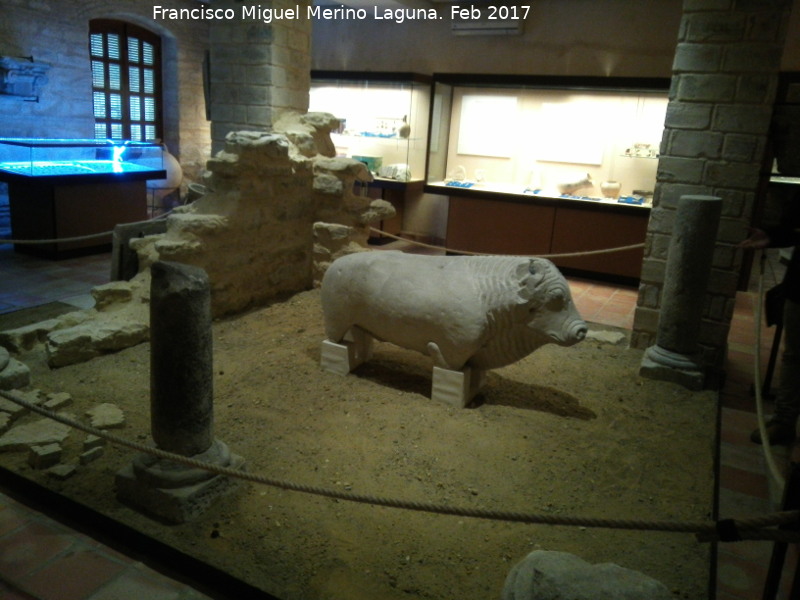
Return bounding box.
[131,113,394,317]
[631,0,792,379]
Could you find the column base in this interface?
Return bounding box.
[639,345,705,391]
[115,439,245,524]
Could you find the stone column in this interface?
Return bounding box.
[150,261,214,456]
[208,0,312,153]
[630,0,791,387]
[116,261,244,523]
[640,195,722,390]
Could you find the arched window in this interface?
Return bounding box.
[89,19,163,142]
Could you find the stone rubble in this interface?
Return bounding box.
[0,347,30,391]
[0,417,71,452]
[0,387,121,476]
[27,443,62,469]
[86,403,126,429]
[502,550,672,600]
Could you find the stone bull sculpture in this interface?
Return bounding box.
[319,252,587,407]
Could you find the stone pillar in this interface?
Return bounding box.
[640,195,722,390]
[208,0,312,152]
[150,261,214,455]
[631,0,791,386]
[116,261,244,523]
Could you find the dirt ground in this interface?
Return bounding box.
[4,288,717,600]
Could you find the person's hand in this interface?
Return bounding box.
[739,228,770,249]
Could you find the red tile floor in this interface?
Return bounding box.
[0,241,798,599]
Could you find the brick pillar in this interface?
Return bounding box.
[631,0,791,386]
[208,0,311,152]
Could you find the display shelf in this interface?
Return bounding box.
[0,138,166,258]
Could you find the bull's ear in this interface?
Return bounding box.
[527,258,546,285]
[520,258,546,299]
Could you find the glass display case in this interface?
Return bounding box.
[427,75,670,281]
[427,75,669,207]
[0,138,165,183]
[309,71,431,185]
[0,138,167,258]
[310,72,433,241]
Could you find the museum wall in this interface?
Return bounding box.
[311,0,687,244]
[0,0,211,183]
[311,0,684,77]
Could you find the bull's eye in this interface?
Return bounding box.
[545,290,566,311]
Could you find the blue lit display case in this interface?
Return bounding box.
[0,138,166,258]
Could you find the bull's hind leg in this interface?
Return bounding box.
[320,326,374,375]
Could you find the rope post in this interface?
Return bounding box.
[640,195,722,390]
[115,261,245,523]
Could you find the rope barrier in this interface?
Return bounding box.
[369,227,646,259]
[752,250,787,489]
[1,387,798,543]
[0,221,643,260]
[0,210,172,245]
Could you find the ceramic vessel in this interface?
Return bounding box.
[600,180,621,199]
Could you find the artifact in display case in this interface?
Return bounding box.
[309,71,431,184]
[426,75,669,208]
[0,138,167,258]
[0,138,165,183]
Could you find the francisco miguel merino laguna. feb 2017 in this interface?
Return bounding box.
[152,4,447,24]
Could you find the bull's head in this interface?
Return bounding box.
[519,258,587,347]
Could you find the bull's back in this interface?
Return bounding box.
[320,252,494,359]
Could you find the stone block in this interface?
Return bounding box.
[0,357,30,391]
[657,183,708,209]
[46,320,149,368]
[665,102,713,130]
[723,43,783,73]
[682,0,733,10]
[676,74,738,102]
[79,446,104,465]
[656,156,705,184]
[43,392,72,411]
[47,464,77,480]
[115,443,246,524]
[735,74,775,104]
[672,42,723,72]
[83,434,105,451]
[0,413,10,435]
[86,403,125,429]
[237,84,271,106]
[28,444,62,469]
[669,129,724,159]
[502,550,672,600]
[431,366,486,409]
[0,418,70,452]
[713,104,772,134]
[721,133,763,162]
[685,13,747,43]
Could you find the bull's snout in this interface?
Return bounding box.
[567,320,587,345]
